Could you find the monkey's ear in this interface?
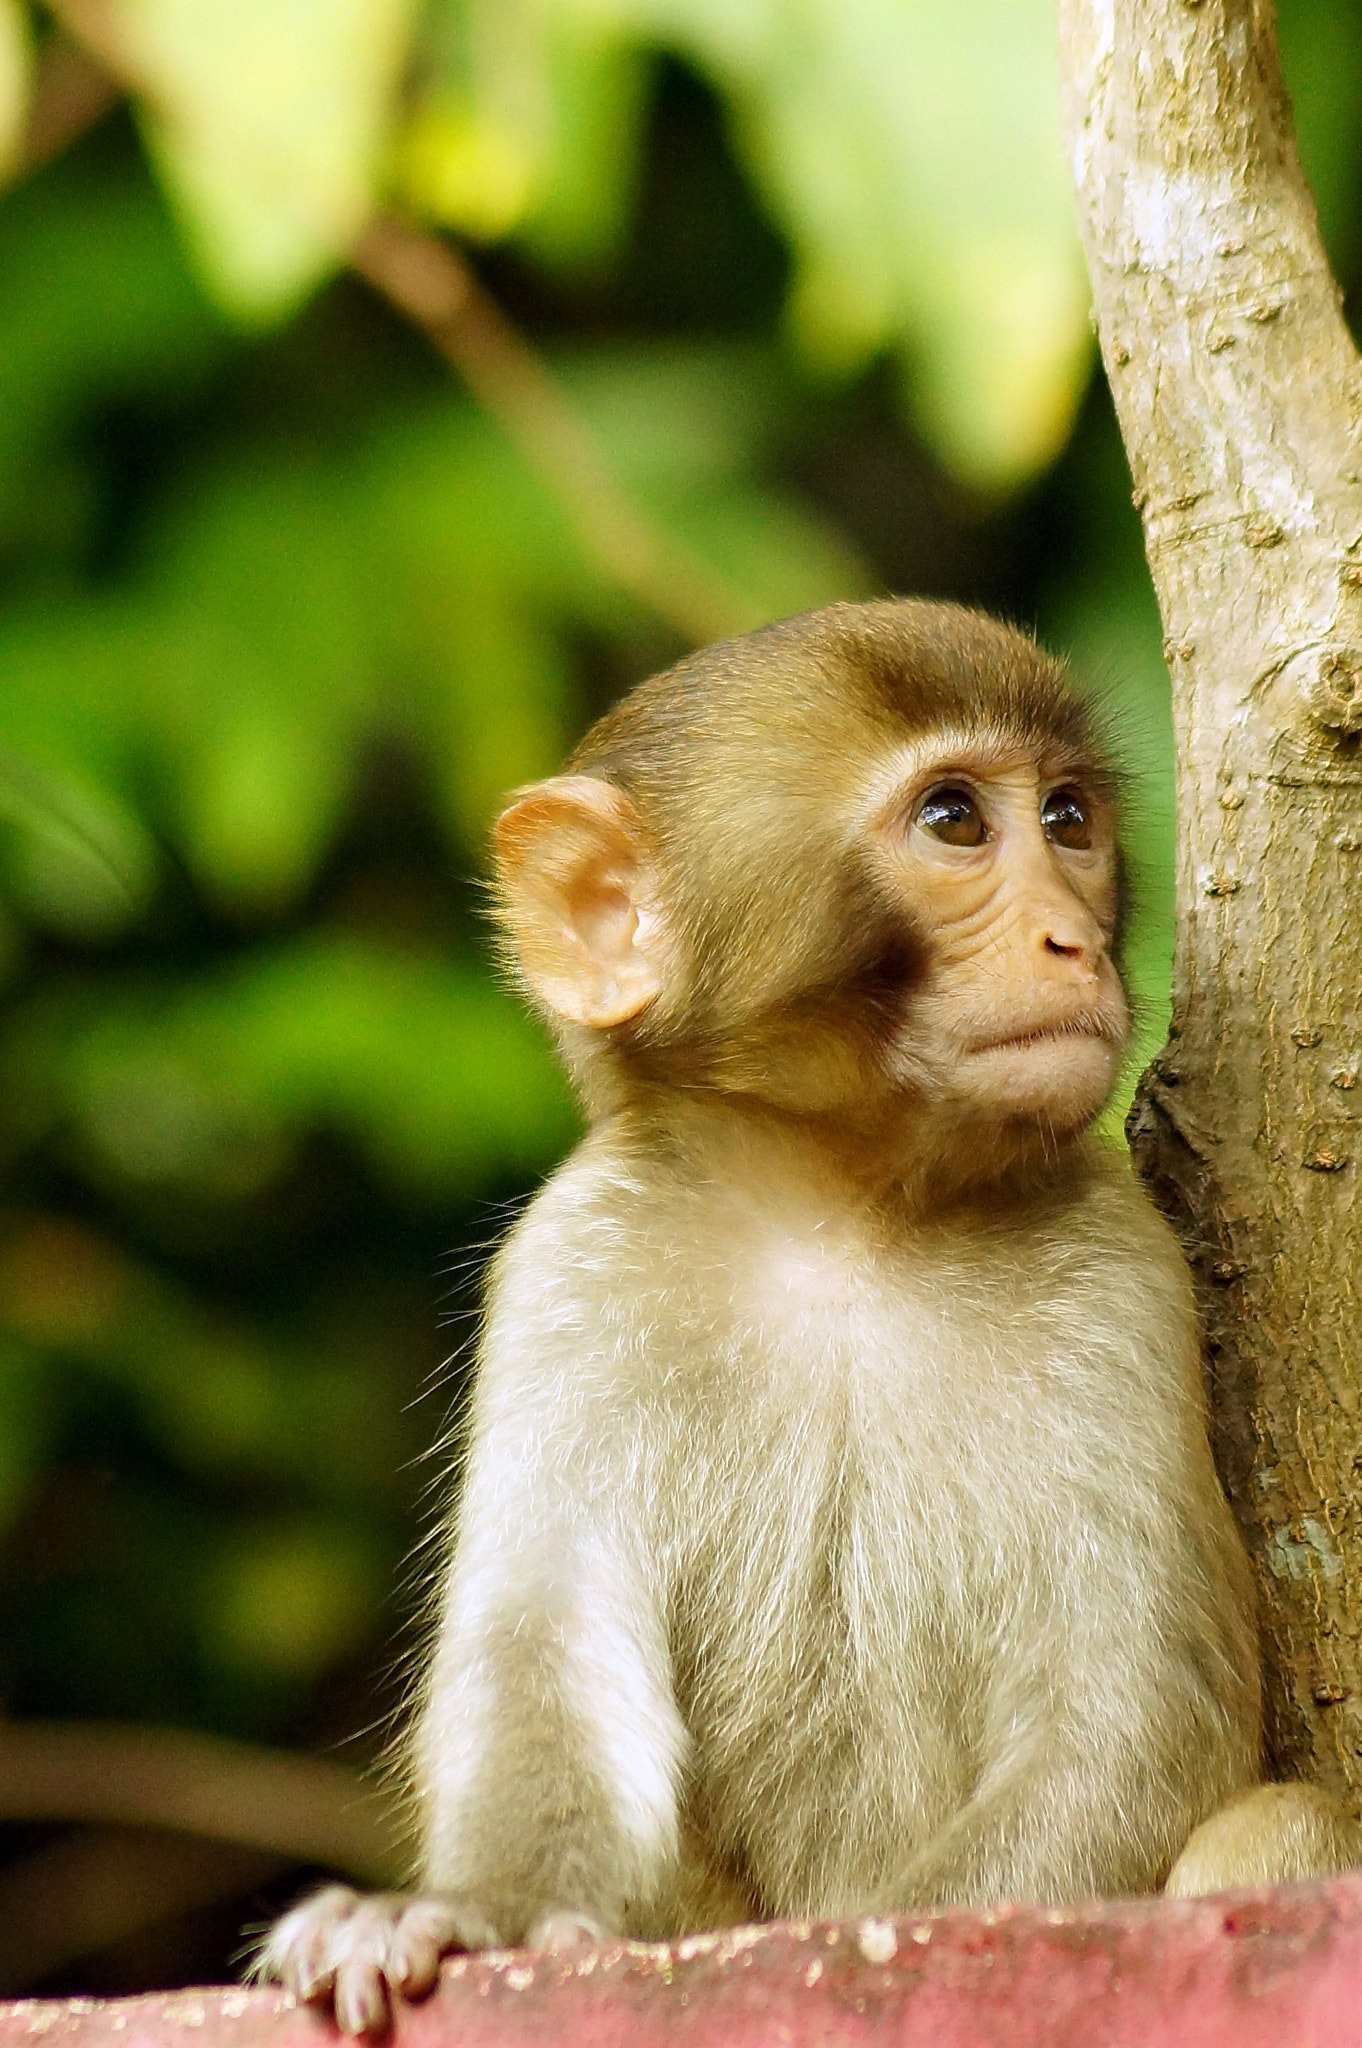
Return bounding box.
[494,776,669,1028]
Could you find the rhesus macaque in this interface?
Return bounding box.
[263,601,1360,2032]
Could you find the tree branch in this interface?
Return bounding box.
[0,1721,401,1885]
[352,218,755,647]
[19,32,117,176]
[1058,0,1362,1793]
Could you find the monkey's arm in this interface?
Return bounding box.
[413,1437,687,1942]
[262,1266,688,2029]
[261,1483,684,2027]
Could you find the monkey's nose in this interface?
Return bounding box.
[1043,932,1099,966]
[1036,899,1105,971]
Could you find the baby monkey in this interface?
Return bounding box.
[264,600,1359,2031]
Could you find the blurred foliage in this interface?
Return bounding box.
[0,0,1351,2000]
[85,0,1092,492]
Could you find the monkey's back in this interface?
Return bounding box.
[448,1124,1258,1924]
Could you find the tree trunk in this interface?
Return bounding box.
[1057,0,1362,1800]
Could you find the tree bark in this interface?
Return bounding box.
[1057,0,1362,1799]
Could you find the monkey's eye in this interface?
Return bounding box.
[917,787,986,847]
[1041,787,1092,850]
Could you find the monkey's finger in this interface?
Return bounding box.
[259,1884,358,1998]
[388,1899,496,1997]
[323,1896,413,2034]
[527,1908,604,1953]
[452,1903,500,1951]
[333,1960,392,2040]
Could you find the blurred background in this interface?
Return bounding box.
[0,0,1354,1999]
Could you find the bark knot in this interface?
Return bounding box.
[1282,644,1362,732]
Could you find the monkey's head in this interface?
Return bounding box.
[493,600,1130,1183]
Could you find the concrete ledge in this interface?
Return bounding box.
[5,1874,1362,2046]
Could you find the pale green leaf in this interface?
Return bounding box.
[403,0,553,237]
[112,0,417,320]
[406,0,646,262]
[445,0,1092,489]
[605,0,1091,488]
[520,18,648,265]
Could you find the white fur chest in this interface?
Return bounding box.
[665,1189,1178,1726]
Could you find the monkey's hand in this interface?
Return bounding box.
[257,1884,502,2035]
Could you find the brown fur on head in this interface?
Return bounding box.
[493,599,1127,1160]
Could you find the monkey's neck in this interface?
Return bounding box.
[605,1084,1100,1224]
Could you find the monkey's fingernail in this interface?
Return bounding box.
[335,1969,390,2039]
[392,1936,438,1997]
[396,1963,432,1999]
[292,1957,337,2005]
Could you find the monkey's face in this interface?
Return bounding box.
[493,736,1128,1164]
[493,602,1132,1177]
[864,733,1129,1140]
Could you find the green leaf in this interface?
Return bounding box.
[521,17,649,267]
[0,747,153,925]
[23,938,577,1198]
[136,462,375,910]
[0,639,161,937]
[405,0,647,265]
[114,0,417,320]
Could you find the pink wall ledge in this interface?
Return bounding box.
[5,1873,1362,2048]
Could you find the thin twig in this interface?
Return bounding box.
[0,1721,402,1885]
[353,218,754,647]
[19,32,117,175]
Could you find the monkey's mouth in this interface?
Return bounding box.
[968,1016,1121,1057]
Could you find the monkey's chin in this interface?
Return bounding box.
[957,1031,1120,1136]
